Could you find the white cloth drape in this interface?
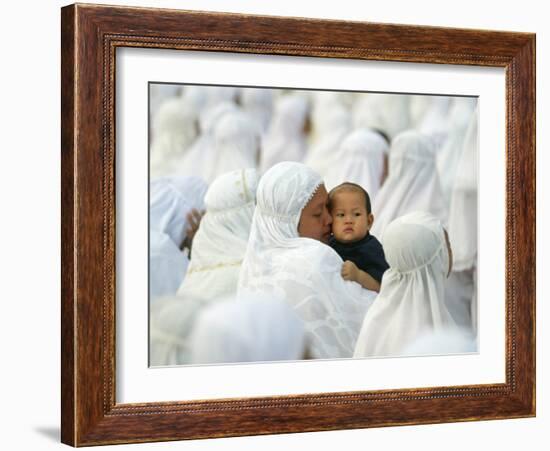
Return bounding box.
[444,106,479,334]
[149,294,211,366]
[304,102,353,179]
[354,212,457,358]
[371,131,447,238]
[174,101,238,178]
[240,88,274,135]
[149,175,208,247]
[149,232,189,301]
[188,295,306,364]
[179,110,260,183]
[323,128,388,201]
[352,93,411,140]
[448,107,478,271]
[238,161,376,359]
[150,97,199,178]
[177,168,259,301]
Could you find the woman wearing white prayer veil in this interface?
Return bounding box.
[352,93,411,140]
[445,108,479,334]
[186,110,260,184]
[238,162,377,359]
[304,101,353,179]
[150,97,198,178]
[189,295,307,364]
[436,97,478,207]
[174,101,238,177]
[353,212,457,358]
[259,94,310,173]
[177,168,259,301]
[323,129,389,201]
[371,131,448,238]
[239,88,274,135]
[149,176,208,301]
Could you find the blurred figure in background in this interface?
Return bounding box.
[371,131,447,238]
[178,168,259,301]
[149,175,207,302]
[260,94,310,173]
[189,295,307,364]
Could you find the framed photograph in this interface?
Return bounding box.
[61,3,535,446]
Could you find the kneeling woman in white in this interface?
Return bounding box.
[354,212,456,358]
[238,161,377,359]
[178,168,259,301]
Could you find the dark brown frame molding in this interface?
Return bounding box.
[61,3,536,446]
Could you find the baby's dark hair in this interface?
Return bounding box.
[328,182,372,214]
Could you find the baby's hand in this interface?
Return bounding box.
[341,260,359,282]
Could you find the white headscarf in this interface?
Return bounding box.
[354,212,456,358]
[238,162,376,359]
[260,94,310,173]
[180,85,209,114]
[149,84,181,119]
[323,128,389,201]
[240,88,274,134]
[371,131,447,237]
[436,97,478,206]
[149,175,208,248]
[183,110,260,184]
[177,168,259,300]
[189,295,306,364]
[150,97,198,177]
[304,102,353,179]
[174,101,238,177]
[352,93,411,140]
[417,96,453,150]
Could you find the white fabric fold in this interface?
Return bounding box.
[189,295,306,364]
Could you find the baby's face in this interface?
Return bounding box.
[330,190,372,243]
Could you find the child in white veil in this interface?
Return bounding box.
[238,162,376,359]
[354,212,457,358]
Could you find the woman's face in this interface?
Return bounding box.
[298,185,332,243]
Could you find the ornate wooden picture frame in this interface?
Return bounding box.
[61,3,535,446]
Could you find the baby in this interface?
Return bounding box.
[328,182,389,292]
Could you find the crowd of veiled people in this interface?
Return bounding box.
[149,84,478,366]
